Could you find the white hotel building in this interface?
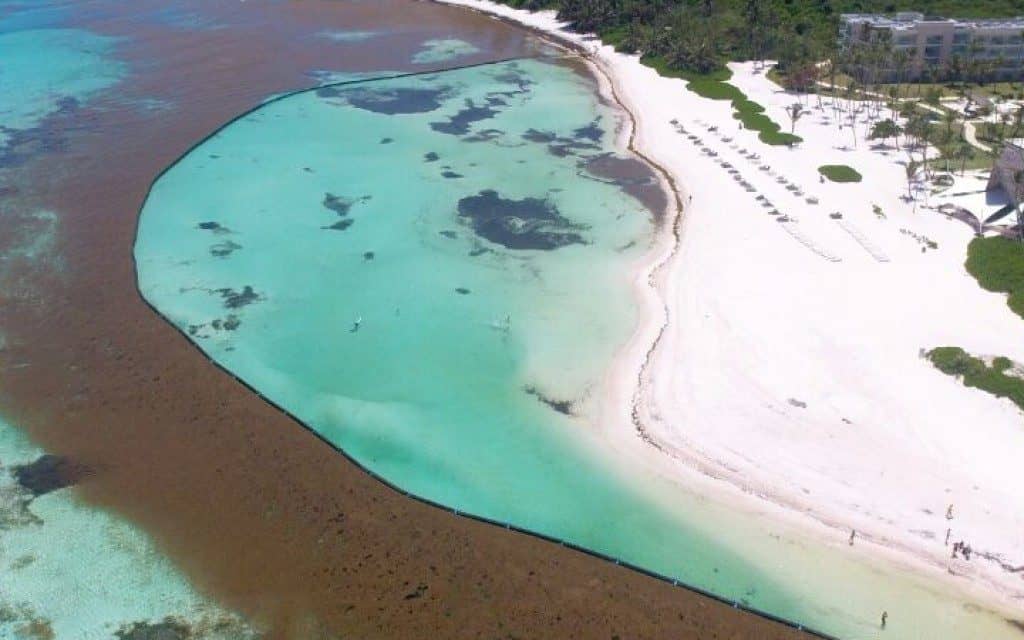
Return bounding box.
[840,12,1024,81]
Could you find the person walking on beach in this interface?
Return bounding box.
[881,611,888,630]
[848,529,856,546]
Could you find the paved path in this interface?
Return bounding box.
[962,120,992,153]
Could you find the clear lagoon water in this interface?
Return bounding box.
[134,56,1024,640]
[134,57,788,607]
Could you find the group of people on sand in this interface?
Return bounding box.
[952,540,974,561]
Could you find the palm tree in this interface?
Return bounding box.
[905,160,919,206]
[786,102,805,135]
[955,141,976,175]
[870,118,901,149]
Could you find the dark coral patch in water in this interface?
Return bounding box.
[424,151,439,162]
[441,171,463,179]
[216,286,260,309]
[13,455,92,497]
[429,99,498,136]
[380,137,393,144]
[455,287,470,295]
[456,189,585,250]
[324,86,449,114]
[439,230,457,239]
[363,251,375,260]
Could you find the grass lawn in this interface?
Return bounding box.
[640,56,801,147]
[821,72,1024,102]
[927,347,1024,413]
[966,236,1024,319]
[818,164,862,183]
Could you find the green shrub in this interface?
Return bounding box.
[966,236,1024,320]
[818,165,863,183]
[927,347,1024,413]
[654,67,802,147]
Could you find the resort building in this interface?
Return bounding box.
[840,12,1024,81]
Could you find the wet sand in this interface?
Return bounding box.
[0,1,814,637]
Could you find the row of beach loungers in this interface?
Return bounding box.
[670,118,891,265]
[672,118,841,261]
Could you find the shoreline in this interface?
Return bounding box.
[1,3,823,638]
[433,0,1024,632]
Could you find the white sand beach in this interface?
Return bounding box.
[438,0,1024,630]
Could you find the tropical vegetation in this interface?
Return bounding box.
[818,164,863,183]
[927,347,1024,413]
[493,0,1024,78]
[966,236,1024,319]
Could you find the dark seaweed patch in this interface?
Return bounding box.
[325,218,354,231]
[490,66,534,96]
[455,287,470,295]
[215,286,260,309]
[380,137,393,144]
[322,193,357,216]
[363,251,375,260]
[521,128,599,158]
[525,385,574,415]
[439,230,457,239]
[573,118,603,142]
[429,99,498,136]
[582,153,666,222]
[115,619,191,640]
[196,221,231,234]
[441,171,463,179]
[329,86,449,115]
[210,240,241,258]
[522,129,557,144]
[0,96,79,168]
[462,128,504,143]
[424,152,439,162]
[468,247,489,257]
[456,189,586,250]
[211,315,241,331]
[12,455,92,497]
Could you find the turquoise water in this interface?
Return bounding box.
[135,56,1024,640]
[135,57,810,622]
[0,417,257,639]
[0,28,125,151]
